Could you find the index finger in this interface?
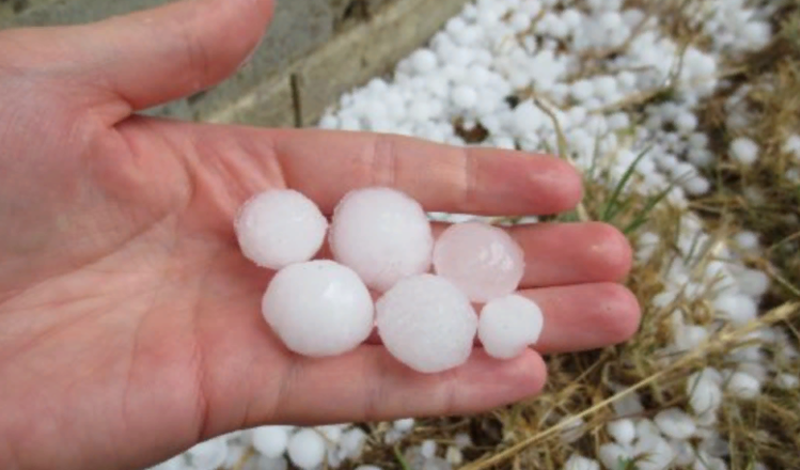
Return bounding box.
[269,129,583,215]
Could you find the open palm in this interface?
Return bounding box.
[0,1,640,469]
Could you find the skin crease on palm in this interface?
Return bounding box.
[0,0,642,468]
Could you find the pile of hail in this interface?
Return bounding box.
[234,186,544,373]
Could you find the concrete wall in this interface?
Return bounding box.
[0,0,470,127]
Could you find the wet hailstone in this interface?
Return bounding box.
[376,274,478,373]
[235,189,328,270]
[330,187,434,292]
[433,221,525,303]
[262,260,374,357]
[287,429,327,470]
[478,294,544,359]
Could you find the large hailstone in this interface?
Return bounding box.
[262,260,374,357]
[433,222,525,303]
[478,295,544,359]
[376,274,478,373]
[329,187,434,292]
[235,189,328,270]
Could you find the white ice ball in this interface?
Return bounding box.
[453,85,479,109]
[654,408,696,440]
[687,369,723,414]
[606,418,636,445]
[376,274,478,373]
[187,437,228,470]
[564,454,600,470]
[729,137,759,165]
[262,260,374,357]
[725,371,761,399]
[478,295,544,359]
[330,187,434,292]
[252,426,292,458]
[287,429,326,470]
[433,222,525,303]
[235,189,328,270]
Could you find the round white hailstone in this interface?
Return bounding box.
[675,324,708,351]
[339,427,367,460]
[783,134,800,158]
[376,274,478,373]
[669,439,696,467]
[693,453,727,470]
[612,389,645,417]
[675,111,699,133]
[684,176,711,196]
[713,294,757,326]
[393,418,415,432]
[509,11,532,33]
[478,295,544,359]
[733,231,759,251]
[652,290,677,309]
[570,80,595,102]
[593,75,618,98]
[420,440,437,459]
[729,137,759,165]
[598,443,631,470]
[606,419,636,445]
[561,8,582,30]
[252,426,292,458]
[410,49,438,74]
[262,260,374,357]
[564,454,600,470]
[187,437,228,470]
[617,71,638,90]
[452,85,479,109]
[688,132,709,149]
[433,222,525,303]
[726,371,761,399]
[776,373,799,390]
[654,408,697,440]
[687,148,715,168]
[454,433,472,449]
[607,112,630,130]
[635,437,676,470]
[567,106,588,127]
[287,429,326,470]
[445,446,463,466]
[234,189,328,270]
[329,187,433,292]
[687,370,723,414]
[735,269,770,298]
[224,443,247,468]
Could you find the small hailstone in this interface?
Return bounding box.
[688,369,723,414]
[688,132,709,149]
[570,80,595,102]
[606,419,636,445]
[393,418,415,432]
[635,436,676,470]
[734,231,760,251]
[564,454,600,470]
[235,189,328,270]
[433,222,525,303]
[287,429,326,470]
[675,111,699,133]
[607,112,630,130]
[330,187,433,292]
[693,453,727,470]
[316,424,346,444]
[339,428,367,460]
[713,294,757,327]
[669,438,696,467]
[420,440,437,459]
[598,443,631,470]
[729,137,759,165]
[225,443,247,468]
[725,371,761,399]
[452,85,479,109]
[252,426,292,458]
[783,134,800,158]
[654,408,696,439]
[685,176,711,196]
[454,433,472,449]
[735,269,770,298]
[559,416,586,444]
[776,373,799,390]
[675,324,708,351]
[187,437,228,470]
[612,390,644,417]
[376,274,478,373]
[445,446,463,466]
[410,49,438,74]
[262,260,374,357]
[478,295,544,359]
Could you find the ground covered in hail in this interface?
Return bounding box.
[148,0,800,469]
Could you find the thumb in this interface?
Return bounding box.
[63,0,273,116]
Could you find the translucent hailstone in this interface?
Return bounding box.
[713,294,757,326]
[376,274,478,373]
[606,418,636,445]
[287,429,326,470]
[478,294,544,359]
[654,408,696,439]
[733,231,760,251]
[776,373,800,390]
[564,454,600,470]
[669,438,696,467]
[187,437,228,470]
[252,426,292,458]
[735,269,770,298]
[687,369,723,414]
[729,137,759,165]
[433,222,525,303]
[235,189,328,270]
[598,443,631,470]
[725,371,761,399]
[329,187,433,292]
[420,440,437,459]
[262,260,374,357]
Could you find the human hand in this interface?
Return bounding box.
[0,0,640,468]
